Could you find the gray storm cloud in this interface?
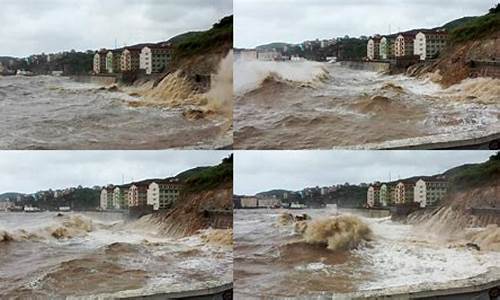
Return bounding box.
[0,0,233,57]
[234,151,495,195]
[234,0,496,48]
[0,151,231,194]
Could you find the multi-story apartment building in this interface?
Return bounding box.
[235,49,258,61]
[257,198,281,208]
[414,178,448,208]
[120,47,142,72]
[395,33,417,57]
[414,30,448,61]
[379,184,393,207]
[139,45,171,75]
[379,35,397,60]
[367,36,381,60]
[394,181,415,204]
[241,196,258,208]
[93,49,108,74]
[367,184,381,207]
[106,49,122,74]
[100,185,114,210]
[113,185,130,209]
[146,178,183,210]
[128,182,149,207]
[257,49,281,61]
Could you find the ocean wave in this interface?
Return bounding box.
[234,59,330,95]
[0,214,95,243]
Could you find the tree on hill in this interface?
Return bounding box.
[489,3,500,14]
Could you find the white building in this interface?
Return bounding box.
[120,48,141,72]
[395,33,416,57]
[93,50,107,74]
[100,188,108,210]
[139,45,171,75]
[241,196,258,208]
[258,198,281,208]
[367,36,381,60]
[257,50,281,61]
[413,30,448,61]
[367,185,380,208]
[414,179,448,208]
[235,49,258,61]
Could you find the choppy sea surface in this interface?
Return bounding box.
[0,212,232,298]
[0,76,229,149]
[234,208,500,298]
[234,60,500,149]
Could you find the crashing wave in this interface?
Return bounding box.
[234,59,330,95]
[0,215,95,242]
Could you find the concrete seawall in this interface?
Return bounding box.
[339,61,391,73]
[121,283,233,300]
[71,75,117,86]
[309,267,500,300]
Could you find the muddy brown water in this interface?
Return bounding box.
[234,64,500,149]
[234,208,500,298]
[0,212,232,298]
[0,76,230,149]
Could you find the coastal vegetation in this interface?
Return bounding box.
[173,15,233,61]
[448,5,500,44]
[448,152,500,191]
[182,154,233,193]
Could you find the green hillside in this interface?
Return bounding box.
[256,42,294,50]
[442,16,478,31]
[0,192,25,201]
[173,15,233,59]
[182,155,233,193]
[449,6,500,44]
[448,152,500,191]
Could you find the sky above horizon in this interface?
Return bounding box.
[0,151,231,194]
[0,0,233,57]
[234,151,495,195]
[235,0,496,48]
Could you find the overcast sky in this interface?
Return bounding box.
[0,151,231,194]
[234,151,495,195]
[0,0,232,57]
[235,0,496,48]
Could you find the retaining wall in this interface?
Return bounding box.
[339,61,391,72]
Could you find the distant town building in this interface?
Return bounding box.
[235,49,258,61]
[146,178,182,210]
[139,45,171,75]
[258,198,281,208]
[367,35,381,60]
[0,199,13,211]
[379,184,392,207]
[113,185,129,209]
[367,184,381,208]
[379,35,397,60]
[414,179,448,208]
[120,47,142,72]
[394,182,415,204]
[413,30,448,61]
[128,183,149,207]
[257,49,281,61]
[395,33,417,57]
[106,49,122,74]
[240,196,258,208]
[100,186,114,210]
[93,49,108,74]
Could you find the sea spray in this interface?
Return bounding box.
[439,77,500,103]
[466,224,500,251]
[201,229,233,247]
[205,50,233,118]
[302,216,372,251]
[234,59,330,95]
